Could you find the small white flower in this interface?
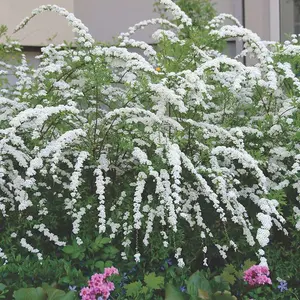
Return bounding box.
[134,252,141,262]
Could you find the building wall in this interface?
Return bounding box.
[74,0,159,44]
[245,0,270,40]
[0,0,240,46]
[74,0,240,44]
[244,0,280,42]
[0,0,284,58]
[214,0,240,18]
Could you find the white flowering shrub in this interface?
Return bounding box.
[0,0,299,269]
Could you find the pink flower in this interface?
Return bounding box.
[106,281,115,290]
[104,266,119,278]
[80,266,119,300]
[243,265,272,286]
[80,287,92,299]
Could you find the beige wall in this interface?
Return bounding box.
[74,0,240,44]
[0,0,284,46]
[0,0,74,46]
[0,0,283,55]
[214,0,237,17]
[74,0,159,43]
[1,0,240,46]
[245,0,271,40]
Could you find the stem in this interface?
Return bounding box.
[292,290,300,300]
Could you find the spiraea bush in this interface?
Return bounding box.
[0,0,300,285]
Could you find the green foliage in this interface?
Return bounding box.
[124,272,164,299]
[220,259,256,285]
[125,281,144,298]
[165,283,185,300]
[187,271,211,299]
[13,285,77,300]
[13,288,46,300]
[154,0,225,52]
[59,236,118,286]
[144,272,165,290]
[0,283,9,299]
[62,244,85,260]
[211,291,237,300]
[178,270,238,300]
[174,0,216,30]
[0,236,119,292]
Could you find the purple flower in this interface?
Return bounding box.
[278,280,288,292]
[68,285,77,291]
[180,286,186,293]
[166,258,173,266]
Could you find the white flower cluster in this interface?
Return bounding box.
[293,207,300,230]
[72,207,88,235]
[33,224,66,247]
[118,18,178,60]
[95,155,110,234]
[0,247,8,265]
[159,0,192,27]
[68,151,90,234]
[20,238,43,260]
[2,1,299,266]
[175,247,185,268]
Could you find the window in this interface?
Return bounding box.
[294,1,300,34]
[280,0,300,40]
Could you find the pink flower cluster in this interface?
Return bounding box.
[243,265,272,286]
[80,267,119,300]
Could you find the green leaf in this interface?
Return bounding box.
[46,288,65,300]
[104,246,119,256]
[100,237,111,244]
[198,289,210,300]
[211,276,230,291]
[125,281,143,297]
[71,250,81,259]
[104,260,113,268]
[242,259,256,271]
[144,272,164,290]
[42,283,76,300]
[221,264,238,285]
[13,287,47,300]
[293,131,300,141]
[220,272,236,285]
[60,292,77,300]
[62,246,74,255]
[141,286,149,294]
[95,261,105,271]
[187,271,211,299]
[95,237,111,248]
[60,276,71,284]
[223,264,236,274]
[212,290,237,300]
[0,284,6,291]
[165,283,185,300]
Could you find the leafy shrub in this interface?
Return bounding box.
[1,0,300,298]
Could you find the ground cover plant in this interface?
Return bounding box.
[0,0,300,299]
